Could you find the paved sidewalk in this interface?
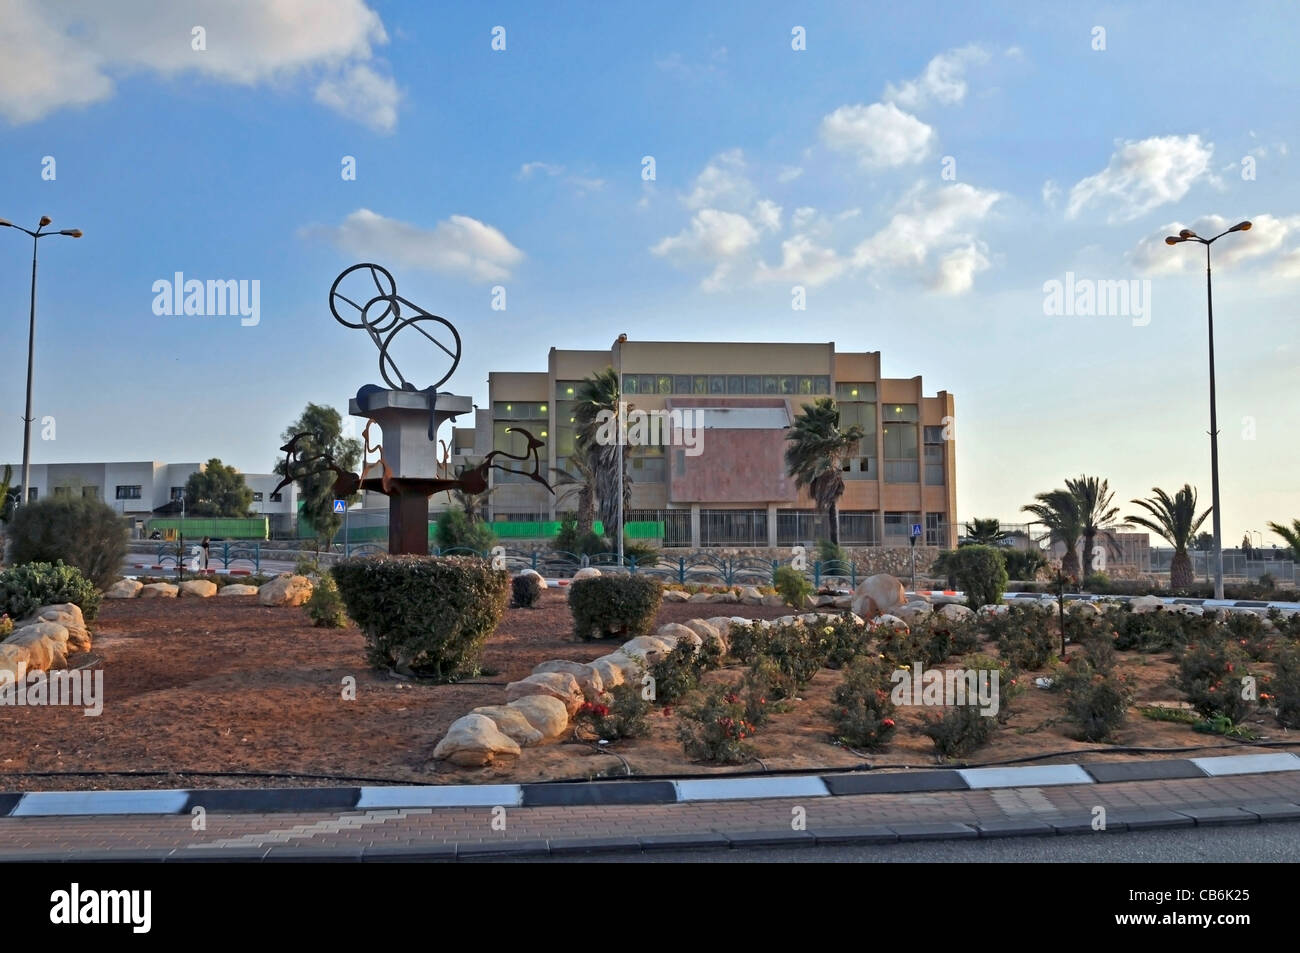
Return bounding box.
[3,770,1300,861]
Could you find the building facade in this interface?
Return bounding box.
[452,340,957,549]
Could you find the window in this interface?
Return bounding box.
[26,487,37,502]
[745,375,762,394]
[924,424,947,443]
[82,486,100,500]
[763,375,779,394]
[836,382,877,401]
[701,509,768,547]
[115,485,142,500]
[674,375,692,394]
[252,491,264,503]
[709,375,726,395]
[623,374,639,395]
[638,374,655,394]
[556,380,580,399]
[883,421,919,482]
[54,486,69,497]
[925,512,944,546]
[657,375,673,395]
[924,426,946,485]
[170,486,185,501]
[884,512,920,541]
[270,492,283,503]
[630,456,665,483]
[693,375,708,394]
[798,376,814,395]
[883,403,919,422]
[778,376,794,395]
[493,401,546,420]
[727,375,745,394]
[840,511,879,545]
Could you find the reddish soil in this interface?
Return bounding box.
[0,590,1291,791]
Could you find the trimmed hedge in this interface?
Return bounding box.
[569,575,663,641]
[512,573,543,608]
[6,495,128,591]
[332,554,507,681]
[948,544,1009,609]
[0,560,101,623]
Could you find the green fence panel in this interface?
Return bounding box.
[147,517,268,539]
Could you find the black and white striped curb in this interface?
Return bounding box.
[2,753,1298,818]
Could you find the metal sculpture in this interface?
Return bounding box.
[273,263,552,554]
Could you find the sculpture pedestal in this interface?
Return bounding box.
[349,388,474,555]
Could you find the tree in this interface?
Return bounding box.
[962,518,1010,547]
[1067,475,1120,575]
[0,464,13,524]
[551,456,597,536]
[449,483,495,524]
[1192,531,1215,552]
[1022,489,1083,581]
[184,458,254,517]
[1126,485,1212,591]
[275,404,362,550]
[573,368,627,533]
[784,397,865,546]
[1268,519,1300,560]
[7,495,128,591]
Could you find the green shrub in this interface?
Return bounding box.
[306,572,349,628]
[578,683,650,740]
[822,614,871,669]
[553,515,608,557]
[831,656,898,748]
[1003,548,1046,581]
[1083,571,1111,591]
[909,615,970,665]
[678,683,756,764]
[997,621,1058,671]
[511,573,543,608]
[1175,633,1252,722]
[1224,612,1272,662]
[648,639,704,703]
[434,508,497,553]
[922,705,996,758]
[0,560,101,622]
[1056,657,1133,741]
[816,539,849,575]
[773,565,812,609]
[727,621,770,666]
[946,545,1008,610]
[1268,645,1300,728]
[959,652,1022,722]
[6,495,128,592]
[1113,607,1206,653]
[331,555,507,681]
[874,622,925,669]
[568,575,663,641]
[748,654,798,702]
[931,550,958,588]
[761,622,829,693]
[741,667,775,727]
[624,541,660,568]
[0,614,12,639]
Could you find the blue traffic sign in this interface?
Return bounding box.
[333,499,346,513]
[910,523,923,538]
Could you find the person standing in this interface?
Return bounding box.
[201,536,211,572]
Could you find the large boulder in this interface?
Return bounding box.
[895,602,933,624]
[687,591,713,603]
[470,705,545,747]
[22,604,90,653]
[105,579,143,599]
[572,567,602,581]
[505,671,585,716]
[4,621,69,671]
[518,569,548,590]
[620,635,674,662]
[851,573,907,618]
[873,614,909,632]
[433,714,521,767]
[139,583,178,599]
[590,653,642,686]
[761,594,786,607]
[506,695,569,740]
[978,604,1009,618]
[1131,595,1164,615]
[938,603,975,622]
[655,623,703,652]
[179,579,218,598]
[662,589,690,603]
[532,660,605,702]
[218,584,260,596]
[740,586,763,605]
[258,574,313,607]
[682,619,725,653]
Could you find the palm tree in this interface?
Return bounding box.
[450,484,496,524]
[1022,489,1084,581]
[550,456,597,536]
[784,397,865,546]
[1067,474,1120,576]
[1268,518,1300,560]
[573,367,628,532]
[963,517,1009,547]
[1126,485,1212,591]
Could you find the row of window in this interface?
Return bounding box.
[621,374,833,397]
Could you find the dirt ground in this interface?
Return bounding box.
[0,590,1291,791]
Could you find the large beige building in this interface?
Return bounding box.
[452,339,957,549]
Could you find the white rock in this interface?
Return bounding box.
[682,619,725,653]
[258,574,313,607]
[655,623,703,651]
[1131,595,1164,615]
[1068,601,1099,618]
[620,635,674,662]
[978,604,1009,618]
[519,569,548,590]
[433,714,521,767]
[938,603,974,621]
[105,579,143,599]
[895,603,933,624]
[873,614,909,631]
[139,583,178,599]
[506,695,569,739]
[219,584,260,596]
[532,660,605,701]
[590,654,640,688]
[471,705,545,746]
[572,567,602,581]
[505,671,585,716]
[662,589,690,603]
[740,586,763,604]
[851,573,907,617]
[179,579,217,598]
[22,604,90,653]
[761,594,786,607]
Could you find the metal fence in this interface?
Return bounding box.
[1147,549,1296,584]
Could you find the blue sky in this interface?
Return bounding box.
[1,1,1298,541]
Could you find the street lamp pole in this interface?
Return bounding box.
[614,334,627,569]
[1166,220,1251,601]
[0,216,83,507]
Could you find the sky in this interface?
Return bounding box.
[0,0,1297,543]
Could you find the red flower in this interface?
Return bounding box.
[882,718,895,728]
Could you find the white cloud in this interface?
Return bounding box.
[752,199,782,232]
[778,165,804,183]
[883,45,989,110]
[792,207,819,232]
[683,149,754,209]
[303,208,524,282]
[1130,214,1300,278]
[0,0,397,129]
[755,234,848,287]
[517,163,605,194]
[518,162,564,179]
[821,102,934,169]
[1042,179,1061,208]
[314,63,398,133]
[1066,135,1213,223]
[651,208,761,292]
[852,182,1002,293]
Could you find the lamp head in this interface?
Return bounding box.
[1178,229,1196,239]
[1229,220,1252,232]
[1165,236,1182,245]
[59,229,82,238]
[38,216,52,227]
[0,218,11,228]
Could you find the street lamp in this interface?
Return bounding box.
[0,216,83,508]
[613,333,628,569]
[1166,220,1251,600]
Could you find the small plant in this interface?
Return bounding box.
[1224,612,1272,662]
[773,564,813,609]
[1139,705,1199,725]
[816,538,849,575]
[922,705,996,758]
[623,541,660,568]
[511,573,543,608]
[649,640,703,703]
[1176,634,1252,722]
[578,683,650,740]
[874,622,924,670]
[762,622,829,692]
[740,667,774,727]
[946,545,1009,610]
[1056,657,1133,741]
[434,507,497,553]
[1113,607,1206,653]
[748,654,798,702]
[1270,645,1300,729]
[822,615,871,669]
[1193,713,1259,740]
[306,572,349,628]
[1083,571,1111,591]
[728,621,770,665]
[0,560,101,623]
[831,656,898,749]
[568,575,663,641]
[0,614,12,639]
[678,683,757,764]
[1003,548,1046,581]
[997,621,1058,671]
